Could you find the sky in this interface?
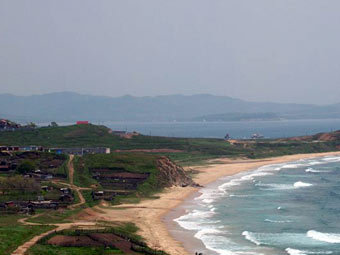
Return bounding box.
[1,0,340,105]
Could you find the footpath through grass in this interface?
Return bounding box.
[27,223,168,255]
[27,245,123,255]
[0,214,54,255]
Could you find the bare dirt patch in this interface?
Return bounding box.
[47,235,103,247]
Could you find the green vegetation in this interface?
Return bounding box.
[0,177,73,205]
[80,190,100,207]
[0,151,68,178]
[75,153,163,198]
[0,124,233,157]
[16,160,36,174]
[0,176,40,202]
[28,224,168,255]
[57,155,70,178]
[0,124,339,164]
[73,156,99,188]
[27,207,83,224]
[0,214,54,255]
[27,245,123,255]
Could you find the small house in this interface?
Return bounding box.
[60,188,71,194]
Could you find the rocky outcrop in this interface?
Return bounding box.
[286,130,340,142]
[156,156,199,188]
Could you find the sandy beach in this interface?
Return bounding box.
[82,151,340,255]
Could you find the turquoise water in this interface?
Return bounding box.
[175,156,340,255]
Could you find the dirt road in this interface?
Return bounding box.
[12,155,94,255]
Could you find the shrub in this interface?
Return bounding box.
[16,160,36,174]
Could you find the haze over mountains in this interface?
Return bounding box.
[1,92,340,123]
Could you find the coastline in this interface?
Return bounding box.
[89,151,340,255]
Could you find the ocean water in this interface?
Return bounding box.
[103,119,340,139]
[174,155,340,255]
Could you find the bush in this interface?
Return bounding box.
[0,176,40,195]
[16,160,36,174]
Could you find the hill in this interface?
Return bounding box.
[0,124,339,162]
[286,130,340,142]
[1,92,340,122]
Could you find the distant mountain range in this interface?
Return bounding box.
[1,92,340,122]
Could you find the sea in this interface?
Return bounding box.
[102,119,340,139]
[171,155,340,255]
[38,119,340,139]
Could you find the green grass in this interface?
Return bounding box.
[0,124,246,157]
[0,124,339,164]
[73,157,100,188]
[80,190,100,207]
[0,215,54,255]
[30,224,168,255]
[75,153,164,197]
[27,245,123,255]
[57,155,70,178]
[27,207,83,224]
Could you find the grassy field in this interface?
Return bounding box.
[27,207,83,224]
[0,124,235,157]
[73,153,166,206]
[27,223,167,255]
[0,214,54,255]
[0,125,339,163]
[27,245,124,255]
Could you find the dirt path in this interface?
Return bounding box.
[67,155,87,208]
[11,222,97,255]
[12,155,93,255]
[68,155,75,185]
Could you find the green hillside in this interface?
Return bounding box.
[0,124,339,163]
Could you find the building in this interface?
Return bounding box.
[112,130,127,136]
[76,121,89,125]
[0,119,21,131]
[0,146,20,152]
[19,145,44,152]
[50,147,110,156]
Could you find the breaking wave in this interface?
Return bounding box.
[305,168,331,173]
[264,219,292,223]
[307,230,340,244]
[286,248,333,255]
[294,181,313,188]
[242,231,262,246]
[173,155,340,255]
[256,181,313,190]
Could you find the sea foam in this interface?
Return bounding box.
[242,231,262,246]
[305,168,330,173]
[294,181,313,188]
[174,155,340,255]
[256,181,313,190]
[286,248,333,255]
[264,219,292,223]
[307,230,340,244]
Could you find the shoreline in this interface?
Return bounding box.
[89,151,340,255]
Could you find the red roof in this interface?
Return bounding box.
[76,121,89,125]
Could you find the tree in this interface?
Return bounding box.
[51,121,58,127]
[16,160,36,174]
[0,176,40,194]
[24,122,37,129]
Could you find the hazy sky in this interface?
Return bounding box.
[1,0,340,104]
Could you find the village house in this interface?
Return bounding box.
[0,146,20,152]
[50,147,110,156]
[0,119,21,131]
